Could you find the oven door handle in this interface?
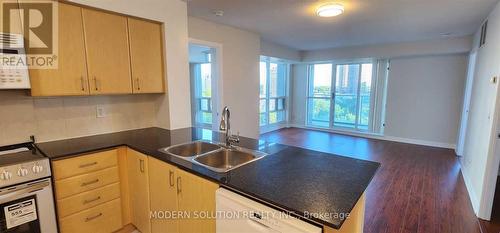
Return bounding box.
[0,180,50,200]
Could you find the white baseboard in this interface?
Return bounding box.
[284,124,456,149]
[459,160,480,215]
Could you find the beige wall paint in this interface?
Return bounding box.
[188,17,261,138]
[0,91,158,145]
[69,0,191,130]
[384,54,467,146]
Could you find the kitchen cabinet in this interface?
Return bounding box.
[324,193,365,233]
[149,157,179,233]
[30,2,89,96]
[126,149,151,233]
[148,158,218,233]
[177,168,218,233]
[128,18,165,93]
[52,149,125,233]
[82,8,132,94]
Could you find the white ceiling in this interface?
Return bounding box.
[187,0,499,51]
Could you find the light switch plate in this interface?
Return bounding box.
[96,105,106,118]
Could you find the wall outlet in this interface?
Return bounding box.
[96,105,106,118]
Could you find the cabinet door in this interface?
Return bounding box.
[30,2,89,96]
[128,18,165,93]
[149,157,178,233]
[82,9,132,94]
[177,169,218,233]
[127,149,151,233]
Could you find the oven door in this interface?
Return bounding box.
[0,179,57,233]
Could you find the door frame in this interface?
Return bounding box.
[188,38,223,132]
[457,51,478,156]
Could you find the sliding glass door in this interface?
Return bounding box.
[307,62,374,131]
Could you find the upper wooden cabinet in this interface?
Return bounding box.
[82,9,132,95]
[28,3,165,96]
[128,18,165,93]
[30,2,89,96]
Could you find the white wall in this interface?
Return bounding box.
[188,17,261,138]
[69,0,192,130]
[384,54,467,147]
[302,36,472,62]
[461,0,500,218]
[260,39,301,62]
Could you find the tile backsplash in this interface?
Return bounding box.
[0,91,159,145]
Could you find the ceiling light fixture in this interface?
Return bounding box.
[316,3,344,17]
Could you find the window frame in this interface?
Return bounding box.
[259,58,289,128]
[306,60,377,132]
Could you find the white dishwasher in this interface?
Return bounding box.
[216,188,322,233]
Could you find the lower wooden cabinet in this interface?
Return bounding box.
[149,157,179,233]
[52,149,126,233]
[177,169,218,233]
[59,198,123,233]
[53,148,218,233]
[127,149,151,233]
[148,157,219,233]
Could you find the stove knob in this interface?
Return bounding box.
[17,168,28,177]
[0,171,12,180]
[32,165,43,174]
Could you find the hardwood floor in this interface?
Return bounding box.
[260,127,481,233]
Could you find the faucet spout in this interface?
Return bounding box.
[220,106,238,147]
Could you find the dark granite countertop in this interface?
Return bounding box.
[36,127,379,229]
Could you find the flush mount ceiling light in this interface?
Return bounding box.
[316,3,344,17]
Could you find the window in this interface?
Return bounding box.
[192,63,213,126]
[307,62,375,131]
[260,58,288,128]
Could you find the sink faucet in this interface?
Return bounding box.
[219,106,240,147]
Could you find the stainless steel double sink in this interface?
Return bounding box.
[159,141,267,173]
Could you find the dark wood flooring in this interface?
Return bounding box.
[260,127,481,233]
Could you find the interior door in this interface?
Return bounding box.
[82,9,132,94]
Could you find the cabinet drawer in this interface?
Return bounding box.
[59,198,123,233]
[57,182,121,218]
[53,149,118,180]
[55,167,119,199]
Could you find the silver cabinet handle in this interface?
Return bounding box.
[93,76,98,91]
[139,159,145,173]
[85,213,102,222]
[169,170,174,187]
[177,176,181,194]
[81,179,99,187]
[83,196,101,205]
[80,76,85,91]
[79,161,97,168]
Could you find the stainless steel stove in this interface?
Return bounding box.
[0,141,57,233]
